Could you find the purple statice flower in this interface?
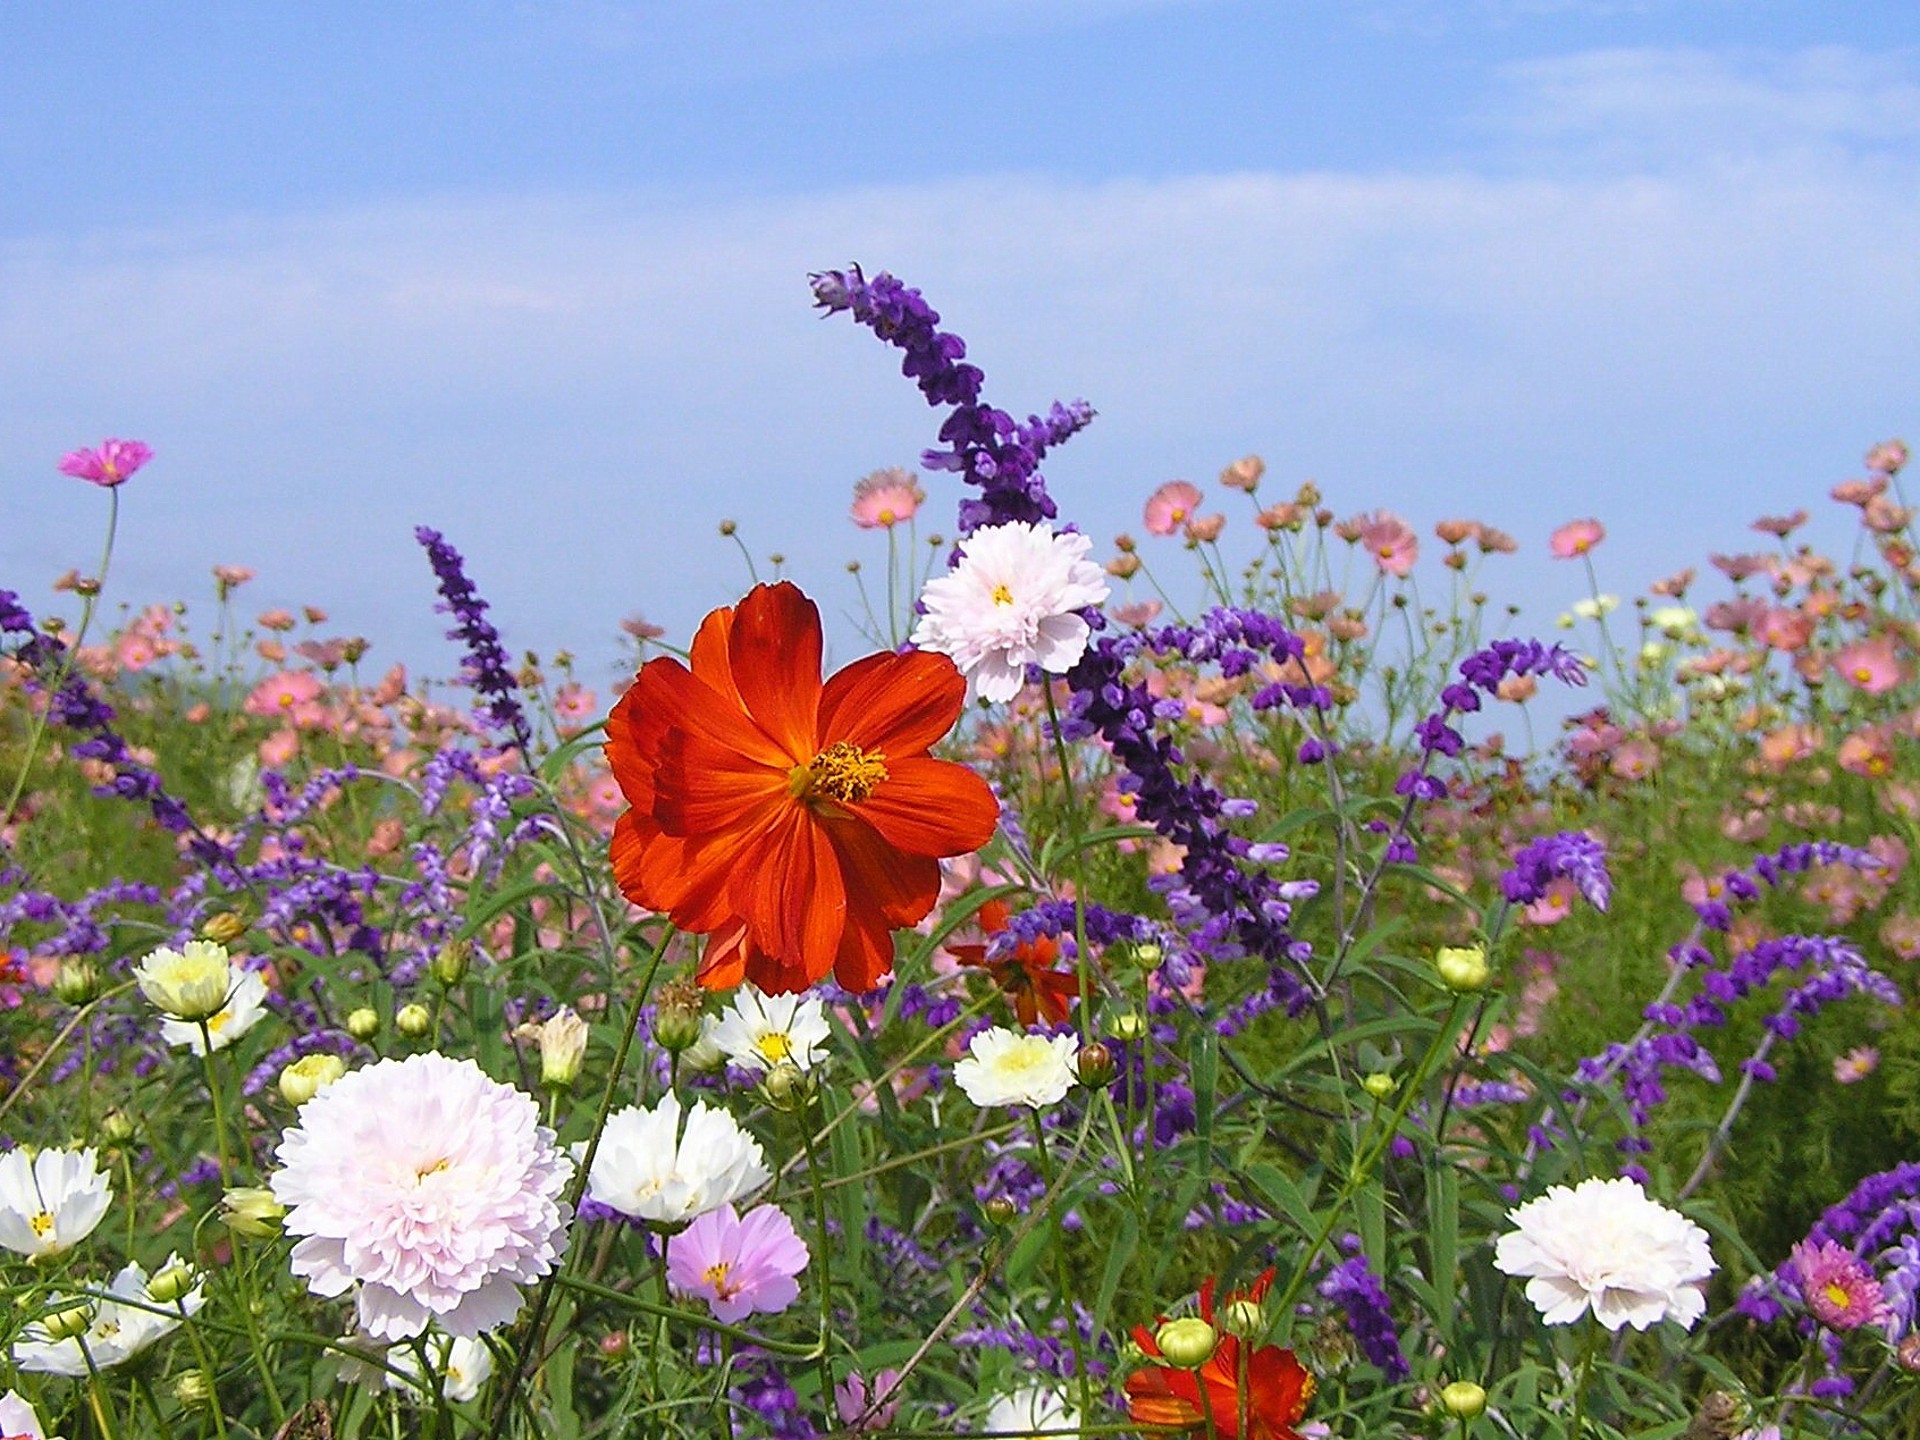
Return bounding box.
[414,526,532,754]
[1500,830,1611,912]
[811,265,1095,535]
[1318,1235,1410,1381]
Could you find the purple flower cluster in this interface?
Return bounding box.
[414,526,532,754]
[1500,831,1612,912]
[991,898,1192,988]
[1318,1234,1410,1381]
[810,265,1094,535]
[1681,839,1885,933]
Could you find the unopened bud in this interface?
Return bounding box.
[53,958,98,1006]
[173,1370,215,1409]
[983,1195,1018,1227]
[42,1301,94,1340]
[1439,1381,1487,1419]
[1075,1041,1114,1087]
[220,1187,286,1239]
[599,1329,631,1360]
[1434,945,1491,993]
[72,576,103,598]
[1898,1333,1920,1372]
[279,1053,348,1106]
[652,979,707,1054]
[345,1006,381,1040]
[148,1261,197,1305]
[1361,1072,1396,1100]
[1123,941,1164,974]
[99,1108,136,1144]
[1219,1298,1265,1339]
[517,1006,590,1089]
[718,519,738,536]
[200,911,248,945]
[1112,1012,1148,1042]
[394,1003,432,1037]
[431,939,472,987]
[761,1060,814,1112]
[1154,1317,1218,1369]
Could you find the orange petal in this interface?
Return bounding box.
[832,902,897,993]
[818,648,967,754]
[825,815,942,926]
[856,756,999,855]
[726,583,823,761]
[735,807,845,985]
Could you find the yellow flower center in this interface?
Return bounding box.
[1823,1280,1854,1309]
[756,1033,793,1064]
[790,741,888,805]
[703,1260,739,1297]
[991,582,1015,606]
[29,1210,53,1237]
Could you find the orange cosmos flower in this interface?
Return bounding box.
[607,582,998,994]
[946,898,1082,1027]
[1126,1271,1317,1440]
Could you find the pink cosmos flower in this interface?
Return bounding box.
[665,1203,809,1323]
[245,670,325,720]
[551,683,599,731]
[1866,439,1909,476]
[1143,480,1203,536]
[1790,1239,1890,1331]
[1356,510,1419,576]
[1550,519,1606,558]
[1832,634,1902,695]
[1833,1046,1879,1084]
[836,1369,904,1432]
[850,467,927,529]
[270,1053,573,1340]
[58,439,152,488]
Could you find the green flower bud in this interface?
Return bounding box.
[279,1053,348,1106]
[983,1195,1018,1227]
[1112,1011,1148,1042]
[1154,1317,1218,1369]
[761,1060,814,1113]
[99,1108,136,1144]
[1361,1071,1396,1100]
[220,1187,287,1239]
[1075,1041,1114,1087]
[1434,944,1491,993]
[148,1261,198,1305]
[53,957,99,1006]
[200,911,249,945]
[1439,1381,1487,1419]
[394,1002,432,1038]
[345,1006,381,1040]
[430,938,472,988]
[41,1300,95,1340]
[173,1370,216,1409]
[1218,1297,1266,1339]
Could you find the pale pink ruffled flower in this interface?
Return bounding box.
[58,438,152,488]
[850,467,926,529]
[665,1202,809,1323]
[270,1053,573,1340]
[1143,480,1203,536]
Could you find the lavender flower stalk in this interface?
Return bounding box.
[414,527,533,754]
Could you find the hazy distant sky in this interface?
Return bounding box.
[5,2,1915,687]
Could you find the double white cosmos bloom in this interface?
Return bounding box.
[952,1026,1080,1109]
[1493,1176,1715,1331]
[0,1145,111,1259]
[585,1092,771,1225]
[912,521,1110,704]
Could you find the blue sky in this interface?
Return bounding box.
[5,1,1917,690]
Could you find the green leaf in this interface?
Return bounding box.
[1089,1209,1140,1337]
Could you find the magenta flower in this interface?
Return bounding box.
[58,439,152,488]
[835,1368,904,1432]
[665,1203,809,1324]
[1791,1239,1890,1331]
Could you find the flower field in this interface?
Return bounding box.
[2,267,1917,1439]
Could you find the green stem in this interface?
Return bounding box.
[797,1098,839,1426]
[1567,1325,1599,1440]
[198,1026,236,1187]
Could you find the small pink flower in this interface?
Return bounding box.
[850,467,927,530]
[1866,439,1909,476]
[552,683,599,731]
[1832,634,1902,695]
[245,671,324,719]
[213,565,255,593]
[58,438,152,488]
[1143,480,1203,537]
[1833,1046,1879,1084]
[1791,1239,1890,1331]
[1354,510,1418,576]
[1550,519,1606,558]
[835,1368,904,1432]
[1183,512,1226,544]
[666,1203,808,1324]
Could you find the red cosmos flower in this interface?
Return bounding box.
[946,898,1081,1026]
[607,582,998,994]
[1126,1271,1317,1440]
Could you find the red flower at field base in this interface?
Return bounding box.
[946,898,1081,1026]
[1126,1271,1317,1440]
[606,582,998,994]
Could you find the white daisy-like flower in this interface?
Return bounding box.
[585,1092,770,1225]
[1493,1175,1715,1331]
[270,1053,574,1341]
[131,939,234,1022]
[0,1388,51,1439]
[385,1332,496,1403]
[984,1385,1082,1435]
[159,966,270,1054]
[11,1255,203,1375]
[707,986,832,1075]
[910,521,1110,704]
[951,1026,1080,1110]
[0,1145,112,1259]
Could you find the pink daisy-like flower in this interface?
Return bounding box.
[1355,509,1419,577]
[850,467,927,530]
[1832,1046,1879,1084]
[552,682,600,731]
[58,438,152,488]
[1143,480,1203,537]
[1791,1239,1890,1331]
[1832,634,1903,695]
[665,1202,809,1323]
[269,1052,573,1340]
[1550,518,1606,558]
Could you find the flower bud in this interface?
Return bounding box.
[1218,1298,1265,1339]
[1897,1333,1920,1372]
[1439,1381,1487,1419]
[279,1053,348,1106]
[173,1370,215,1409]
[1361,1071,1396,1100]
[1112,1012,1148,1042]
[717,519,738,536]
[42,1300,94,1340]
[221,1187,287,1239]
[1123,941,1164,973]
[983,1195,1018,1227]
[761,1060,815,1112]
[1434,944,1491,993]
[345,1006,381,1040]
[148,1261,198,1304]
[652,979,707,1054]
[430,938,472,988]
[1154,1317,1218,1369]
[1075,1041,1114,1088]
[53,958,98,1006]
[517,1006,590,1089]
[599,1329,631,1360]
[99,1108,136,1144]
[394,1002,432,1037]
[200,911,248,945]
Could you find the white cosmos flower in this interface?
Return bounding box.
[131,939,234,1021]
[952,1026,1080,1110]
[0,1145,112,1259]
[0,1389,52,1439]
[984,1386,1082,1435]
[707,986,831,1075]
[585,1092,770,1225]
[159,966,270,1053]
[1493,1176,1714,1331]
[910,521,1110,704]
[385,1332,495,1403]
[11,1255,204,1375]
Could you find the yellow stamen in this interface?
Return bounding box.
[29,1211,54,1237]
[990,583,1015,606]
[790,741,888,805]
[756,1033,793,1063]
[703,1260,738,1297]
